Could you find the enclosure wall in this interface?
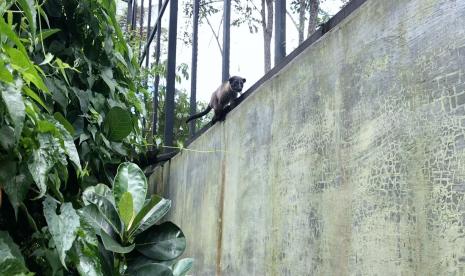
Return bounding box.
[150,0,465,274]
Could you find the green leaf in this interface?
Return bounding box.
[73,223,106,276]
[135,222,186,261]
[38,29,60,43]
[118,192,134,230]
[74,240,104,276]
[16,0,36,37]
[99,230,135,254]
[3,173,32,219]
[1,81,25,141]
[0,17,27,55]
[0,60,13,83]
[129,263,174,276]
[0,125,15,150]
[130,195,172,236]
[101,67,116,93]
[103,106,133,141]
[53,112,74,135]
[5,47,49,94]
[54,121,81,170]
[82,189,123,235]
[39,53,54,65]
[23,86,50,113]
[43,196,80,269]
[173,258,194,276]
[82,184,114,205]
[113,162,147,215]
[28,133,64,198]
[0,259,33,276]
[79,204,113,237]
[0,231,25,264]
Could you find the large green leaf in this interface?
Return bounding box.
[129,195,172,236]
[28,133,66,198]
[54,121,81,170]
[82,189,123,235]
[43,196,80,269]
[0,259,33,276]
[128,263,174,276]
[1,80,25,141]
[3,172,32,219]
[74,241,104,276]
[0,125,14,150]
[172,258,194,276]
[135,222,186,261]
[118,192,135,230]
[28,134,55,197]
[103,106,133,141]
[113,162,147,215]
[82,184,114,205]
[100,67,116,93]
[0,239,32,276]
[73,224,105,276]
[99,230,135,254]
[79,204,113,237]
[0,231,25,265]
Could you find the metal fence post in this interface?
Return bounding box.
[189,0,200,137]
[222,0,231,82]
[139,0,145,59]
[145,0,152,68]
[131,0,137,30]
[275,0,286,65]
[164,0,178,150]
[152,0,163,138]
[127,0,133,31]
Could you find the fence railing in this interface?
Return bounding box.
[130,0,287,150]
[129,0,365,153]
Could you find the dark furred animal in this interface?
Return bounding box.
[186,76,246,124]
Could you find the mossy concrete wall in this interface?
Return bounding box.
[150,0,465,274]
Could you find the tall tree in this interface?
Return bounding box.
[307,0,319,37]
[261,0,274,72]
[291,0,320,44]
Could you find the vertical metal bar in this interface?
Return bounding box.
[145,0,152,68]
[152,0,163,138]
[189,0,200,137]
[131,0,137,30]
[222,0,231,82]
[127,0,133,31]
[164,0,178,150]
[139,0,145,58]
[139,0,169,65]
[275,0,286,65]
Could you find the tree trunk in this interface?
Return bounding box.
[261,0,274,73]
[298,0,306,44]
[307,0,319,38]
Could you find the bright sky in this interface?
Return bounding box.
[118,0,345,102]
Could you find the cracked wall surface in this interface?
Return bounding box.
[150,0,465,274]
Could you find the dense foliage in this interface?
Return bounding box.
[0,0,191,275]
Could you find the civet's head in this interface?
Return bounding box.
[229,76,246,92]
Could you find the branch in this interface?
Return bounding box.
[286,9,299,32]
[204,11,223,55]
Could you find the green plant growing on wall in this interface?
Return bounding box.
[80,162,193,275]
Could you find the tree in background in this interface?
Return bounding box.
[117,2,211,148]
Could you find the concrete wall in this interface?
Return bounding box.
[150,0,465,274]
